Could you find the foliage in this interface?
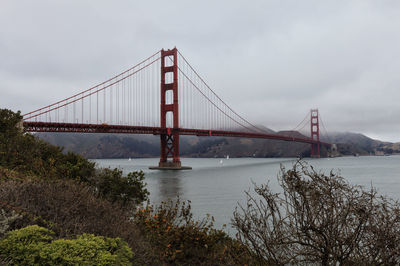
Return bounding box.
[0,109,157,263]
[0,225,52,265]
[0,177,159,264]
[0,108,257,264]
[0,109,149,207]
[0,167,31,182]
[134,198,253,265]
[0,109,96,181]
[92,168,149,206]
[0,176,255,265]
[0,109,23,137]
[0,209,22,237]
[232,161,400,265]
[0,200,60,240]
[0,225,133,265]
[0,178,136,238]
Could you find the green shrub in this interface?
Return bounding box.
[40,234,133,265]
[0,109,22,137]
[0,108,96,180]
[0,225,53,264]
[92,168,149,206]
[0,225,133,265]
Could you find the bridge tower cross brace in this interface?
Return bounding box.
[158,48,181,168]
[310,109,320,158]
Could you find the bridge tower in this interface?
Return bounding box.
[310,109,320,158]
[151,48,191,170]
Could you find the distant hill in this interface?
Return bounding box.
[377,142,400,155]
[37,133,160,158]
[35,130,399,159]
[321,132,399,156]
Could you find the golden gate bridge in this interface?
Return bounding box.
[22,48,331,169]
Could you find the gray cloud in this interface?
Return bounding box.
[1,0,399,141]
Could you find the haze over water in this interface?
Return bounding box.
[94,156,400,234]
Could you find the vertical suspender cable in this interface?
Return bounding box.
[81,96,84,123]
[89,90,91,123]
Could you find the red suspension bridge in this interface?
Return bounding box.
[23,48,331,170]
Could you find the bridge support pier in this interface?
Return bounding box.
[311,143,320,158]
[150,48,191,170]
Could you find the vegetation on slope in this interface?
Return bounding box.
[1,108,399,265]
[0,109,252,265]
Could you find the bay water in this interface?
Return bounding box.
[93,155,400,234]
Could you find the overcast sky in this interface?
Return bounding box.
[1,0,399,142]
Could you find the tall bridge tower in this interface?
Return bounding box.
[151,48,191,170]
[310,109,320,158]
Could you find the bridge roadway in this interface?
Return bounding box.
[23,121,331,147]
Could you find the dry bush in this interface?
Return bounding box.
[0,179,126,237]
[0,179,159,264]
[232,161,400,265]
[0,178,254,265]
[134,199,254,265]
[0,209,21,237]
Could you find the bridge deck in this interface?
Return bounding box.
[23,121,331,147]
